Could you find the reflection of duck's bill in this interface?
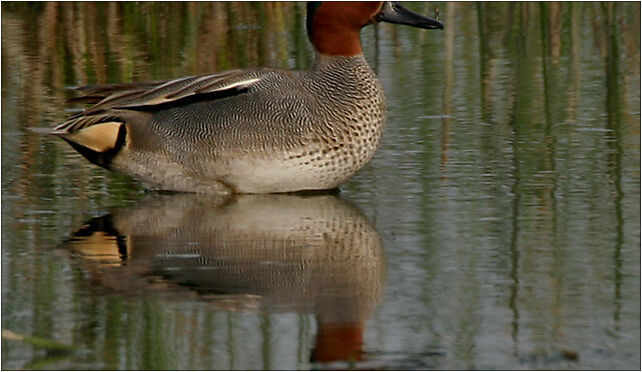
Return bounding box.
[311,322,364,363]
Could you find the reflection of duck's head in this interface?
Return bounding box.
[63,193,386,364]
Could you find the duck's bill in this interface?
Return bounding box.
[376,2,444,30]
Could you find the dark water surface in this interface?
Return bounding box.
[2,2,640,370]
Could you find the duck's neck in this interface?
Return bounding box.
[309,26,363,56]
[312,51,366,67]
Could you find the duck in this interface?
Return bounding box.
[50,2,443,194]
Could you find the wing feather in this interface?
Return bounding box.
[53,68,269,134]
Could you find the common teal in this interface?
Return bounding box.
[51,2,443,193]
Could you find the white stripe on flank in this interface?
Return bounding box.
[122,77,262,107]
[208,77,262,92]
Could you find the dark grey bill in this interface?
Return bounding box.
[376,2,444,30]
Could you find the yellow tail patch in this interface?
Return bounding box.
[57,122,122,153]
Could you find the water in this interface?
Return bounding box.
[2,2,640,370]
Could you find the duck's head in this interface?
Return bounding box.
[307,1,443,57]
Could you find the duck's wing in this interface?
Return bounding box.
[49,69,271,156]
[67,81,163,104]
[52,69,269,134]
[49,69,272,159]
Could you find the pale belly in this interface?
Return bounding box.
[110,140,378,194]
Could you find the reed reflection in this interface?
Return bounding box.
[603,1,625,327]
[440,2,454,175]
[62,193,385,365]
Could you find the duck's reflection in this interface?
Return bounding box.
[64,193,385,364]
